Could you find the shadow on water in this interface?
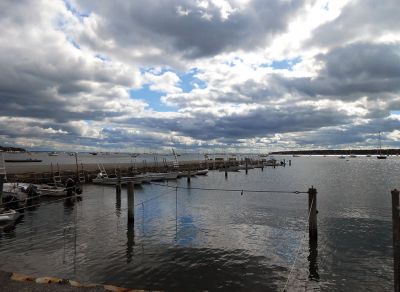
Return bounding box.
[116,191,121,216]
[126,219,135,263]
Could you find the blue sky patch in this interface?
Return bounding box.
[391,111,400,115]
[262,57,302,70]
[63,0,90,21]
[67,36,80,49]
[95,54,108,61]
[179,70,207,93]
[130,86,177,112]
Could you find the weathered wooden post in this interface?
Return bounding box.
[289,159,292,166]
[127,181,134,224]
[74,152,79,181]
[187,168,191,183]
[392,189,400,292]
[245,160,248,175]
[0,175,3,205]
[225,162,228,178]
[308,187,318,240]
[116,168,121,196]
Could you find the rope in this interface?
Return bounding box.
[134,189,176,207]
[281,197,314,292]
[151,182,307,194]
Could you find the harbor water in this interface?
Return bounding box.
[0,156,399,291]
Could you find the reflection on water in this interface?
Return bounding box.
[0,156,399,291]
[308,238,319,281]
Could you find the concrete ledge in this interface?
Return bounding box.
[0,271,158,292]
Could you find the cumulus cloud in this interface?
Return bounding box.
[1,0,400,151]
[75,0,304,61]
[278,42,400,100]
[307,0,400,48]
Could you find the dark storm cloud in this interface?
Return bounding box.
[100,128,171,148]
[77,0,303,58]
[294,118,400,146]
[122,105,353,141]
[278,42,400,100]
[307,0,400,48]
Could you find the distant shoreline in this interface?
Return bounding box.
[270,149,400,155]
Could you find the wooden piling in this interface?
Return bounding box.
[245,161,248,175]
[0,176,3,205]
[127,182,134,224]
[392,189,400,292]
[308,187,318,240]
[289,160,291,166]
[187,169,191,183]
[116,168,121,195]
[74,153,79,181]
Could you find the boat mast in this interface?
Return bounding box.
[379,132,382,155]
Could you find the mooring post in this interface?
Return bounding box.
[225,162,228,178]
[289,159,292,166]
[245,160,248,175]
[0,175,3,205]
[308,187,318,240]
[187,168,191,183]
[392,189,400,292]
[116,168,121,195]
[127,181,134,224]
[74,152,79,182]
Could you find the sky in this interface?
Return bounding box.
[1,0,400,152]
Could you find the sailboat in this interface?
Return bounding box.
[377,132,387,159]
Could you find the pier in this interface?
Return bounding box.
[3,156,286,185]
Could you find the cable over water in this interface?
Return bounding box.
[151,182,308,194]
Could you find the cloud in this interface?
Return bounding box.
[75,0,304,60]
[307,0,400,48]
[1,0,400,151]
[276,42,400,101]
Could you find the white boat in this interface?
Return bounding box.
[163,172,179,180]
[146,172,179,181]
[132,173,152,183]
[48,152,58,156]
[92,172,143,185]
[196,169,209,175]
[2,183,41,208]
[338,155,346,159]
[35,185,69,197]
[263,159,280,166]
[0,209,19,222]
[349,154,357,158]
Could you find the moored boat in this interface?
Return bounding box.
[377,132,387,159]
[196,169,209,175]
[92,172,143,185]
[0,209,19,222]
